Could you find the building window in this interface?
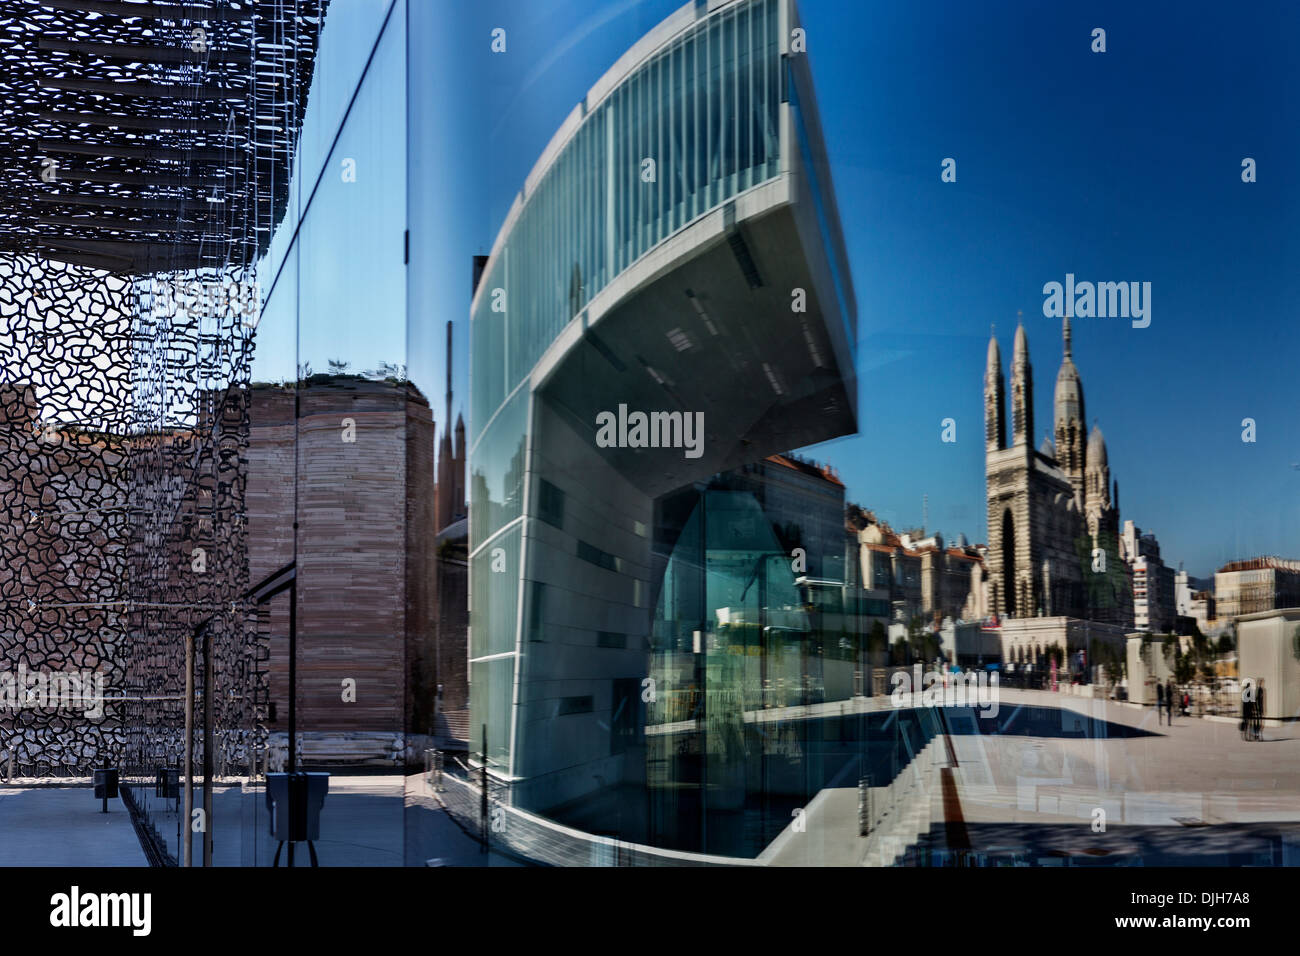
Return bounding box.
[558,695,594,716]
[597,630,627,649]
[577,538,622,572]
[529,581,546,642]
[538,477,565,529]
[610,678,639,755]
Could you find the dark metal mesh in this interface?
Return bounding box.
[0,0,324,782]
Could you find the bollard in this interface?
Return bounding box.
[858,777,872,836]
[93,767,119,813]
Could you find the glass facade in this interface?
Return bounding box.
[470,0,782,430]
[469,0,787,777]
[240,0,414,865]
[465,0,868,859]
[10,0,1296,880]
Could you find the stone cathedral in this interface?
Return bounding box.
[984,318,1133,626]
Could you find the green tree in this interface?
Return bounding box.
[890,637,909,667]
[866,620,887,662]
[1171,640,1195,685]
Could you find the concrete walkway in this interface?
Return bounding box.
[0,775,518,867]
[153,774,408,866]
[950,687,1300,826]
[0,786,146,866]
[743,687,1300,865]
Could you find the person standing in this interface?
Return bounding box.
[1165,679,1177,726]
[1156,680,1166,725]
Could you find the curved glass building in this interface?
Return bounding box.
[469,0,860,858]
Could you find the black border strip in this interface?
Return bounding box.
[121,784,176,868]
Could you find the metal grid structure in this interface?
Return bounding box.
[1,0,324,273]
[0,0,324,795]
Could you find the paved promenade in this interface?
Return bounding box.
[0,774,510,867]
[950,687,1300,826]
[3,692,1295,867]
[0,786,146,866]
[750,687,1300,865]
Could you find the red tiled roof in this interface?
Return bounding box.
[1217,556,1300,574]
[765,453,845,487]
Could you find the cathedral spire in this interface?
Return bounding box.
[985,329,1005,452]
[1053,313,1086,498]
[1010,315,1032,448]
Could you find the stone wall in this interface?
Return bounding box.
[247,378,436,758]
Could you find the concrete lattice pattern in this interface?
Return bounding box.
[0,0,328,786]
[0,251,261,780]
[0,254,132,774]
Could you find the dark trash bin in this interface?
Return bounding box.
[93,767,118,813]
[155,766,180,805]
[265,771,329,865]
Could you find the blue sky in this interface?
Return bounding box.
[407,0,1300,578]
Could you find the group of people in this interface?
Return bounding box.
[1240,682,1265,741]
[1153,678,1267,740]
[1154,679,1189,725]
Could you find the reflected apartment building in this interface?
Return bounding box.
[468,0,861,856]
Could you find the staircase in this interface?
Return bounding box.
[860,739,946,867]
[434,709,470,750]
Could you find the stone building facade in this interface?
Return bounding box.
[855,520,983,624]
[1215,556,1300,621]
[246,377,435,765]
[984,318,1132,626]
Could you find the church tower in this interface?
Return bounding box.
[984,332,1005,453]
[983,314,1131,627]
[1010,321,1033,447]
[1085,424,1114,539]
[1053,317,1086,503]
[1084,423,1131,627]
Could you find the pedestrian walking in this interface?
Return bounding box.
[1165,679,1176,726]
[1156,681,1166,725]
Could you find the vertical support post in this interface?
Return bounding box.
[203,626,214,867]
[480,723,488,855]
[183,631,194,868]
[288,580,297,774]
[287,578,299,867]
[699,497,708,852]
